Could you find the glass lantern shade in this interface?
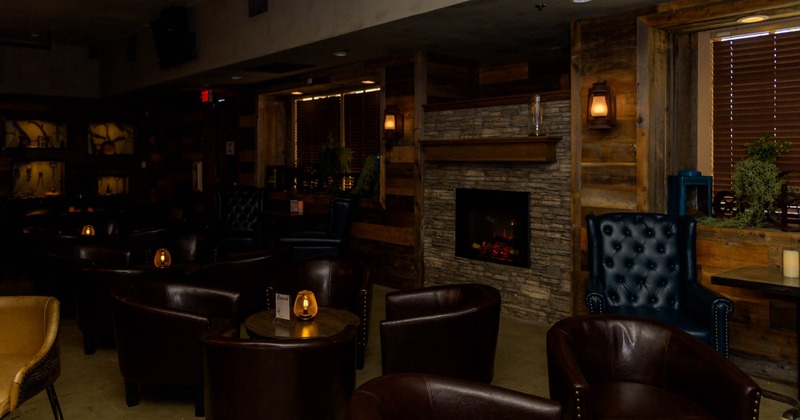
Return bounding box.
[587,81,615,130]
[293,290,318,320]
[153,248,172,268]
[81,224,95,236]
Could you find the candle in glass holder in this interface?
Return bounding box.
[783,250,800,278]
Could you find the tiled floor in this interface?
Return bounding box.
[5,282,798,419]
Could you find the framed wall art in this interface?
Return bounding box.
[3,119,67,148]
[88,122,134,155]
[98,176,129,195]
[12,160,64,199]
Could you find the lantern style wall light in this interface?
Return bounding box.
[383,105,404,141]
[153,248,172,268]
[293,290,318,321]
[81,224,95,236]
[587,81,615,130]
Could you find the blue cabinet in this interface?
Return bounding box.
[668,170,712,217]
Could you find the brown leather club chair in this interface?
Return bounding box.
[266,256,372,369]
[0,296,63,420]
[36,238,177,355]
[546,314,762,420]
[186,245,291,323]
[202,324,357,420]
[111,281,240,417]
[346,373,561,420]
[380,283,501,384]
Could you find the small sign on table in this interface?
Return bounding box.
[273,293,292,326]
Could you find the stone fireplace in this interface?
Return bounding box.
[421,97,572,324]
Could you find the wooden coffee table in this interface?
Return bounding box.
[244,307,359,340]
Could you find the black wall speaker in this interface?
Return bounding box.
[151,6,196,69]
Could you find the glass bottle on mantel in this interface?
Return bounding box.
[530,94,546,136]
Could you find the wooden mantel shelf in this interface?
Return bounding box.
[420,136,562,162]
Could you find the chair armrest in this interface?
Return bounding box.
[660,328,761,418]
[584,276,605,313]
[681,282,733,355]
[163,284,241,321]
[545,328,591,420]
[347,373,561,420]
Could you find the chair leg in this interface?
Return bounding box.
[124,380,139,407]
[194,387,204,417]
[46,384,64,420]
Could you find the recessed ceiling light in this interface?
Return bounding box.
[361,80,375,85]
[737,15,769,24]
[231,75,244,80]
[291,91,303,95]
[333,51,348,57]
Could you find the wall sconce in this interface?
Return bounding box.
[81,224,95,236]
[153,248,172,269]
[383,105,404,141]
[587,81,615,130]
[293,290,318,321]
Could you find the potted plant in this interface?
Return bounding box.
[317,133,352,193]
[713,133,790,228]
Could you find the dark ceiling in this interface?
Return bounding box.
[0,0,669,91]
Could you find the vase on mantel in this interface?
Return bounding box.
[529,94,546,136]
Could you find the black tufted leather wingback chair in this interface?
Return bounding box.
[585,212,733,356]
[215,186,265,251]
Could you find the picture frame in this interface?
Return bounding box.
[88,122,134,155]
[98,175,129,195]
[12,160,65,199]
[3,119,67,148]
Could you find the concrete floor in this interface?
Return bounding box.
[4,283,798,419]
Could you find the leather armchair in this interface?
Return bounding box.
[585,212,733,356]
[0,296,63,420]
[279,196,355,260]
[187,245,291,322]
[33,237,137,321]
[380,283,501,383]
[202,324,357,420]
[35,238,174,354]
[111,281,240,417]
[346,373,561,420]
[546,314,762,420]
[266,256,372,369]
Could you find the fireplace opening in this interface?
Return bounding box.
[455,188,530,268]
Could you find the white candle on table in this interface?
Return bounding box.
[783,250,800,278]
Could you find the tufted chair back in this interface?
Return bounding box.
[585,212,733,356]
[587,212,694,310]
[217,187,264,231]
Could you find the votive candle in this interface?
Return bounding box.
[783,250,800,278]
